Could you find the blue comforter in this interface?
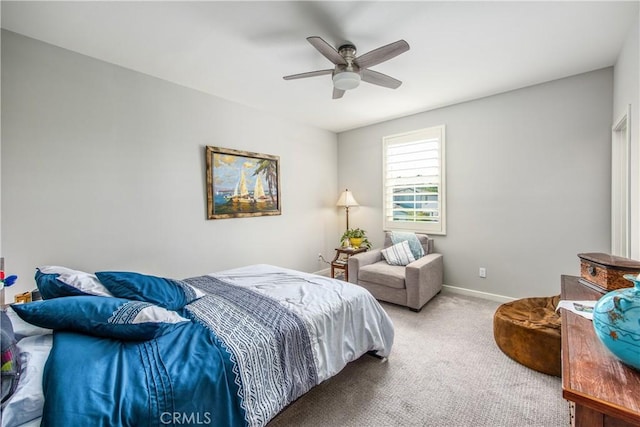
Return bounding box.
[40,274,319,427]
[42,322,245,427]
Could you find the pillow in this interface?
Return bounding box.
[96,271,205,310]
[35,266,113,299]
[382,240,416,266]
[390,231,426,259]
[1,310,16,339]
[1,334,52,427]
[5,307,52,340]
[10,296,189,341]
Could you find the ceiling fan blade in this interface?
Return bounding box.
[355,40,410,69]
[283,69,334,80]
[361,69,402,89]
[332,87,345,99]
[307,36,347,65]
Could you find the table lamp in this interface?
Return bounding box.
[336,189,359,231]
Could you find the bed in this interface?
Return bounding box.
[1,264,394,427]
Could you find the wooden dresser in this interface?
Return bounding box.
[560,275,640,427]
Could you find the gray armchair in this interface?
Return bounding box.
[348,232,443,311]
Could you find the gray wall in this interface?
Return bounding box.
[338,68,613,299]
[1,31,339,299]
[613,16,639,260]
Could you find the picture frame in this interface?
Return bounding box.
[205,146,281,219]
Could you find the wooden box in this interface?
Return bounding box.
[14,291,32,304]
[578,252,640,291]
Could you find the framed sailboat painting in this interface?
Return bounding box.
[205,146,281,219]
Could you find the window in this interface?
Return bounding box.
[382,125,446,235]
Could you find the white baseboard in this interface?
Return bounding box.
[442,284,515,303]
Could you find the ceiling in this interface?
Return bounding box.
[2,1,638,133]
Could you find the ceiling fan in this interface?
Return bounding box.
[283,36,410,99]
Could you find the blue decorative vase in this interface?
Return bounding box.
[592,274,640,370]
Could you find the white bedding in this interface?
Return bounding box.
[212,264,395,382]
[2,335,52,427]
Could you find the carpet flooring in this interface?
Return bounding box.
[269,291,569,427]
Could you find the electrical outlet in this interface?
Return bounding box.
[479,267,487,278]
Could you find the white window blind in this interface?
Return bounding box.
[382,125,446,234]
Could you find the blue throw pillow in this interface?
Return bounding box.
[96,271,204,310]
[35,266,113,299]
[390,232,425,260]
[11,296,189,341]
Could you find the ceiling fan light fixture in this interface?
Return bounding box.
[333,71,361,90]
[283,37,409,98]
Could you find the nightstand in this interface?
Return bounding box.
[330,247,367,281]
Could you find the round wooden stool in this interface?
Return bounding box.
[493,295,561,377]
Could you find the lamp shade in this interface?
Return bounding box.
[336,189,359,207]
[332,72,361,91]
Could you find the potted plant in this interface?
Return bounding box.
[340,228,372,249]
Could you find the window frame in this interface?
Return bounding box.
[382,125,446,235]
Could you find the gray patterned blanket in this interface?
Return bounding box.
[184,275,318,427]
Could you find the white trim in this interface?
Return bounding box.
[442,284,515,303]
[611,104,631,257]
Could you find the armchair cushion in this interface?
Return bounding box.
[358,262,407,289]
[381,240,416,266]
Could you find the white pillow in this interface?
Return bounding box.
[1,334,52,427]
[38,265,113,297]
[381,240,416,266]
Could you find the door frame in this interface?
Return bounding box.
[611,104,631,257]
